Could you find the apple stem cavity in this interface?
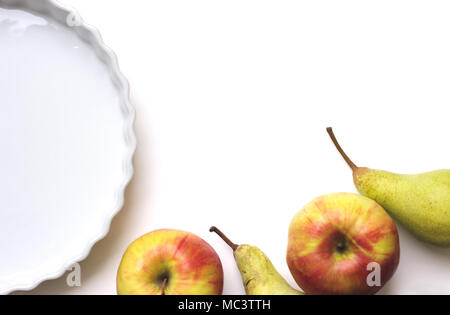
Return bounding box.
[326,127,358,171]
[161,278,168,295]
[335,241,347,253]
[210,226,238,251]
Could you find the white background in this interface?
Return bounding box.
[15,0,450,294]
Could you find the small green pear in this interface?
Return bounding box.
[210,226,303,295]
[327,127,450,246]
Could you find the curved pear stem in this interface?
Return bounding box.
[210,226,238,251]
[161,278,168,295]
[326,127,358,171]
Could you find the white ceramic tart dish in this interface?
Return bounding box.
[0,0,136,294]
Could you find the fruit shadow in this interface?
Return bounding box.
[378,224,450,295]
[10,96,151,295]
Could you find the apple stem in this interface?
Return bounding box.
[210,226,238,251]
[161,278,168,295]
[326,127,358,171]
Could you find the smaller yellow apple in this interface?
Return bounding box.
[117,229,223,295]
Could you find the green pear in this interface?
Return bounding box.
[327,127,450,246]
[210,226,303,295]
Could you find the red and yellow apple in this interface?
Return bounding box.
[287,193,400,295]
[117,229,224,295]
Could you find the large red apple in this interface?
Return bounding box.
[117,229,224,295]
[287,193,400,295]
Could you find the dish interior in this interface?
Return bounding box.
[0,6,128,292]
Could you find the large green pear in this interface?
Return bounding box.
[327,127,450,246]
[210,226,303,295]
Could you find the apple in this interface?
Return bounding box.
[117,229,224,295]
[287,193,400,295]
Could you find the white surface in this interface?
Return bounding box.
[0,1,134,294]
[11,0,450,295]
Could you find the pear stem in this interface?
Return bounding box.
[210,226,238,251]
[161,278,168,295]
[326,127,358,171]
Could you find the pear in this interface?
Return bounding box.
[327,127,450,246]
[210,226,303,295]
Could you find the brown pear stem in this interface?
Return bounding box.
[210,226,238,251]
[326,127,358,171]
[161,278,168,295]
